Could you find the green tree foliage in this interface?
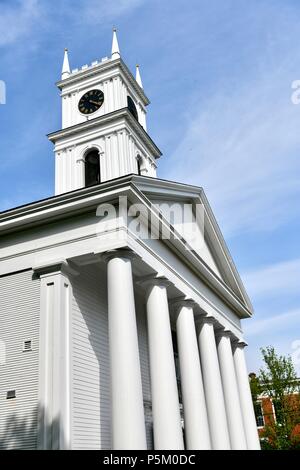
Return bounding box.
[256,346,300,450]
[249,373,261,403]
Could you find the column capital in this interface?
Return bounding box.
[196,315,217,328]
[169,297,196,312]
[232,340,248,350]
[137,274,172,290]
[33,259,78,278]
[215,329,233,343]
[101,248,138,263]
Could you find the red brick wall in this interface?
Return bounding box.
[258,395,300,438]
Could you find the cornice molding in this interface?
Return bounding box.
[33,259,78,278]
[48,108,162,160]
[0,175,252,319]
[99,247,138,263]
[56,58,150,106]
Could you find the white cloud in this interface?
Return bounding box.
[241,256,300,373]
[0,0,144,47]
[79,0,145,24]
[242,258,300,299]
[243,307,300,375]
[168,38,300,237]
[244,308,300,336]
[0,0,42,46]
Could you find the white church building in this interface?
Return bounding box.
[0,31,260,451]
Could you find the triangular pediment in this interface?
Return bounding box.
[148,196,222,278]
[0,172,252,316]
[132,176,253,313]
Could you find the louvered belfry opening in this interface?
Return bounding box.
[85,150,100,187]
[137,157,142,175]
[127,95,139,121]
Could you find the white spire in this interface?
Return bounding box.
[61,48,70,80]
[136,64,143,89]
[111,28,120,59]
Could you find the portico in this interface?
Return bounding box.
[32,236,260,450]
[102,248,260,450]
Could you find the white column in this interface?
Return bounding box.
[216,331,247,449]
[106,250,147,450]
[233,342,261,450]
[145,279,184,450]
[34,261,72,450]
[197,317,231,449]
[175,301,211,449]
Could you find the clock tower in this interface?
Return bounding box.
[48,30,162,195]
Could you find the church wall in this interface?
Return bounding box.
[0,270,40,449]
[0,196,245,334]
[62,74,116,129]
[61,63,143,130]
[54,122,157,194]
[0,203,244,337]
[70,263,111,450]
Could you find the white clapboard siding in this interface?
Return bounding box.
[71,264,111,450]
[0,270,40,450]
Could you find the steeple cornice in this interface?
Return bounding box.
[56,58,150,106]
[48,107,162,159]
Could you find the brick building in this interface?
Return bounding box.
[251,374,300,447]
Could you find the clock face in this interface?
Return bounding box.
[78,89,104,115]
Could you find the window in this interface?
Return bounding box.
[273,399,284,425]
[254,401,264,428]
[127,96,139,121]
[85,150,100,187]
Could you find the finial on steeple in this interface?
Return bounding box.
[111,27,120,59]
[136,64,143,89]
[61,48,70,80]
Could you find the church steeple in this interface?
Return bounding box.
[49,32,162,195]
[61,48,71,80]
[111,28,120,59]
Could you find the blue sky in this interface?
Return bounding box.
[0,0,299,374]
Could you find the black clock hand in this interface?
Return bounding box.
[89,99,102,106]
